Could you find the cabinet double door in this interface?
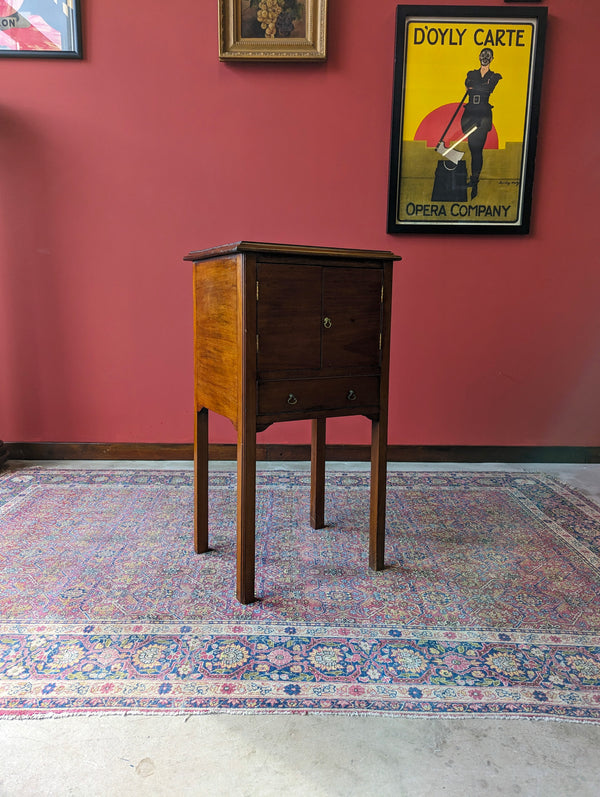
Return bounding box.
[256,262,384,422]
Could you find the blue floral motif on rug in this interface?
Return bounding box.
[0,467,599,720]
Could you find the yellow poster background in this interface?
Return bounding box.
[394,17,538,226]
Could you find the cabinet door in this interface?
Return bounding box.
[322,267,383,369]
[257,263,322,372]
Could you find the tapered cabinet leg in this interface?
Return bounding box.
[310,418,326,529]
[194,408,209,554]
[237,417,257,604]
[369,416,388,570]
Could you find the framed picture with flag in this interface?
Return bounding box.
[387,5,547,234]
[0,0,82,58]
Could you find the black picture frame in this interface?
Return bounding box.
[0,0,82,59]
[387,5,547,234]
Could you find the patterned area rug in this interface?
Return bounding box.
[0,466,599,721]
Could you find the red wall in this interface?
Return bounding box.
[1,0,599,448]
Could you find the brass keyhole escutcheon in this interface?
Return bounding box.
[287,393,298,405]
[323,317,332,329]
[347,389,357,401]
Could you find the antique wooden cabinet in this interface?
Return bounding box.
[185,241,400,603]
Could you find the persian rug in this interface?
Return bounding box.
[0,466,599,721]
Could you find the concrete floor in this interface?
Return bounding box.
[1,461,599,797]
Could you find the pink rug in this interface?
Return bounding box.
[0,466,599,720]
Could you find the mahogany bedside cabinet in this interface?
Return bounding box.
[185,241,401,604]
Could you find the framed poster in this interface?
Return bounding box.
[0,0,81,58]
[387,5,547,234]
[219,0,327,61]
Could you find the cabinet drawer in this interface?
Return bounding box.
[258,376,380,417]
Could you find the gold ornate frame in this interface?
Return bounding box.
[218,0,327,61]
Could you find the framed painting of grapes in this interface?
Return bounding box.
[219,0,327,61]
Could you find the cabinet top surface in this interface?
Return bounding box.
[185,241,402,263]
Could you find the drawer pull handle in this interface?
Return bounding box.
[323,317,332,329]
[287,393,298,405]
[347,389,357,401]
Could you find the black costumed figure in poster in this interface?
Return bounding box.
[462,48,502,199]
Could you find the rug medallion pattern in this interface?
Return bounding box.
[0,467,599,720]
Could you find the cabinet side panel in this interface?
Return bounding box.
[194,256,239,423]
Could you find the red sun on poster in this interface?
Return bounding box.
[415,104,499,150]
